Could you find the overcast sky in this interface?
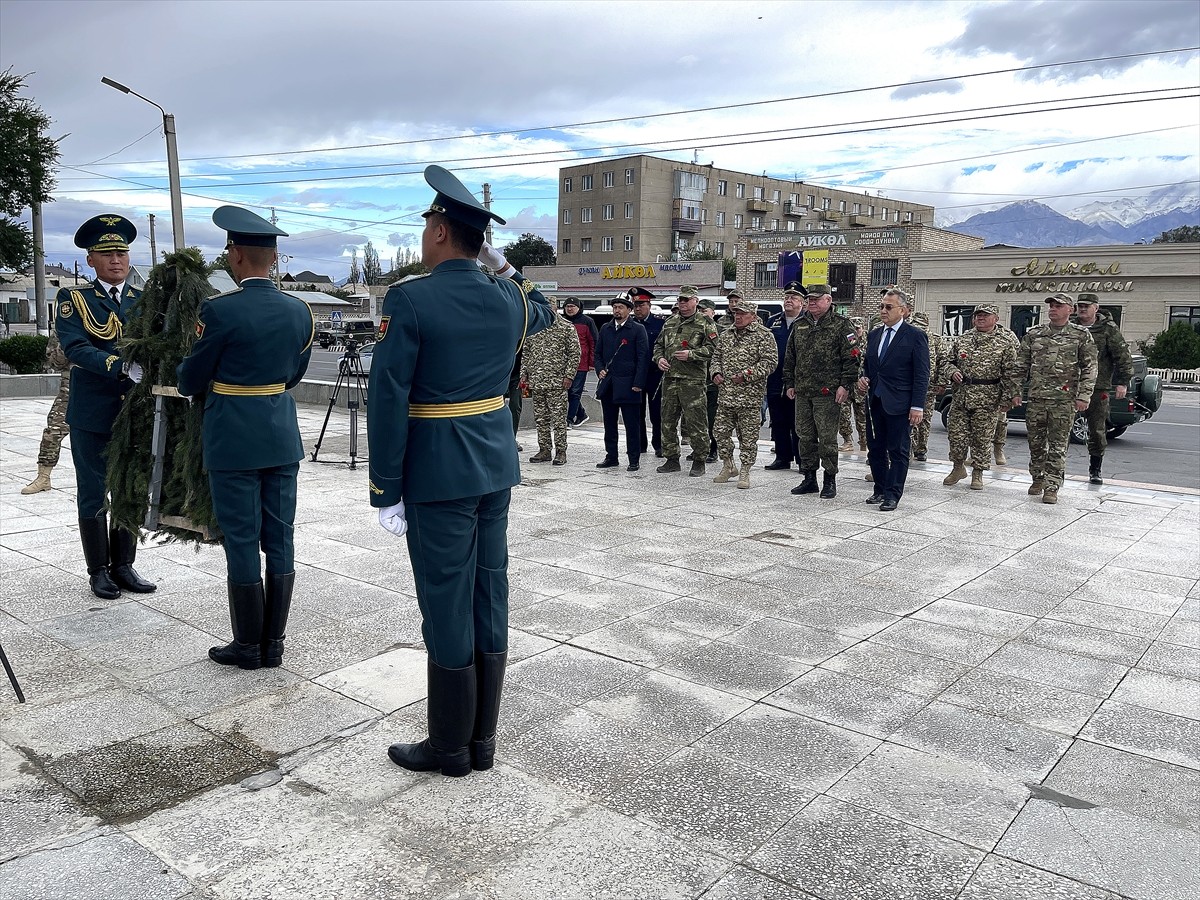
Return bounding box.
[3,0,1197,278]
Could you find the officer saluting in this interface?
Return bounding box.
[368,165,554,777]
[56,215,156,599]
[177,207,315,669]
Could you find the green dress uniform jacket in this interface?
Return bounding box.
[54,280,140,434]
[366,259,554,508]
[176,277,315,471]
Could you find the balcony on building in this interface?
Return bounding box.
[849,214,886,228]
[783,201,808,218]
[672,216,703,234]
[746,198,772,213]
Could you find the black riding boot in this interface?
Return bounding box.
[79,514,120,600]
[389,660,477,777]
[262,571,295,668]
[109,528,156,593]
[209,580,265,670]
[470,651,507,771]
[1089,455,1104,485]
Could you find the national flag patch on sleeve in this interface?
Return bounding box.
[376,316,390,342]
[195,321,206,339]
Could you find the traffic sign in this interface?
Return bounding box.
[331,310,343,323]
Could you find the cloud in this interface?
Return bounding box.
[890,80,964,101]
[943,0,1200,80]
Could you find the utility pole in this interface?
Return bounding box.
[32,198,47,333]
[148,213,157,268]
[270,207,281,287]
[482,184,493,249]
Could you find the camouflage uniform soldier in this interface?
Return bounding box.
[908,311,949,462]
[711,301,777,489]
[699,297,722,462]
[989,322,1021,465]
[838,317,869,451]
[653,285,719,477]
[783,284,860,499]
[522,310,581,466]
[1015,293,1098,504]
[943,304,1019,491]
[1072,293,1133,485]
[22,328,73,494]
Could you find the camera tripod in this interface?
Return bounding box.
[311,340,369,469]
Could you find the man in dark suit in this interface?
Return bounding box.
[859,288,929,511]
[368,166,554,777]
[630,288,664,456]
[764,282,805,470]
[55,215,156,600]
[177,207,315,670]
[594,294,650,471]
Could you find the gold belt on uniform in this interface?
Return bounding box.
[409,396,504,418]
[211,382,286,396]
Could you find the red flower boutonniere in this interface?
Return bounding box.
[1101,392,1108,400]
[851,348,861,358]
[681,340,689,349]
[958,350,968,360]
[620,338,628,346]
[1061,384,1071,392]
[820,387,831,395]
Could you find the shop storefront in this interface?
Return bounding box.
[523,260,723,307]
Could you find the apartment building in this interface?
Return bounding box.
[556,154,936,266]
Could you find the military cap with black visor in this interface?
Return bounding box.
[56,213,157,600]
[213,205,288,247]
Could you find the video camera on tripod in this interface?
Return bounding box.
[312,333,370,468]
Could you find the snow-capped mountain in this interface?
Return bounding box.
[1071,184,1200,229]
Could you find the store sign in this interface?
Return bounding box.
[1009,258,1122,277]
[802,249,829,285]
[576,264,694,280]
[995,279,1135,294]
[533,282,558,291]
[752,229,906,251]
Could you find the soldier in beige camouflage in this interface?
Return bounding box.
[987,322,1021,465]
[711,301,778,488]
[908,311,949,462]
[22,327,73,494]
[521,308,581,466]
[653,285,720,477]
[1015,293,1098,504]
[943,305,1019,491]
[1072,293,1133,485]
[838,317,868,452]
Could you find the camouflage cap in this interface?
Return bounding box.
[850,316,865,327]
[911,311,929,328]
[696,297,716,310]
[974,303,999,315]
[1075,292,1100,305]
[806,284,832,297]
[726,288,744,300]
[677,284,700,299]
[735,300,758,314]
[1045,292,1075,306]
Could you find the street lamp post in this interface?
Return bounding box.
[101,77,185,254]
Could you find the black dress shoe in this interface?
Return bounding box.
[866,493,885,504]
[879,499,899,511]
[626,462,639,472]
[913,453,927,462]
[764,459,791,471]
[596,458,620,468]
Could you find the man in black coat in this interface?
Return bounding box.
[764,282,805,470]
[595,295,650,471]
[630,288,664,457]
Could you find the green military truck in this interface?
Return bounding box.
[937,354,1163,445]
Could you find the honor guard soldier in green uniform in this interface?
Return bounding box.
[369,165,554,777]
[55,215,156,600]
[177,207,315,669]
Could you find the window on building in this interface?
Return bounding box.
[751,215,763,230]
[868,205,875,217]
[582,174,593,191]
[714,241,724,255]
[603,171,614,188]
[821,197,832,210]
[870,258,899,286]
[625,167,635,184]
[772,190,781,202]
[701,208,709,224]
[563,177,572,193]
[561,238,571,255]
[1170,305,1200,331]
[733,214,744,229]
[624,202,634,219]
[1009,305,1041,339]
[562,209,572,224]
[602,236,614,252]
[881,207,889,221]
[715,211,725,227]
[753,186,764,199]
[1102,305,1123,326]
[771,218,779,230]
[753,261,776,288]
[942,304,978,336]
[903,211,913,223]
[838,200,847,213]
[807,194,816,208]
[853,203,862,214]
[581,207,592,223]
[624,234,634,251]
[735,182,746,199]
[581,237,592,252]
[602,204,614,220]
[717,180,728,196]
[787,220,796,231]
[790,193,799,204]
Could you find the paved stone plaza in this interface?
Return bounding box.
[1,396,1198,900]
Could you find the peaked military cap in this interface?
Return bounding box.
[677,285,700,299]
[807,284,832,297]
[1045,292,1074,306]
[696,297,715,310]
[1075,293,1099,305]
[213,205,288,248]
[422,164,505,230]
[783,281,807,296]
[736,300,758,314]
[975,303,999,315]
[75,214,136,252]
[628,287,656,300]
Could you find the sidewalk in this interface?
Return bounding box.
[1,396,1198,900]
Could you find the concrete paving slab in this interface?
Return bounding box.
[821,640,971,696]
[937,667,1103,735]
[313,646,428,713]
[584,669,751,742]
[766,667,931,738]
[1080,699,1200,769]
[959,855,1128,900]
[657,637,809,700]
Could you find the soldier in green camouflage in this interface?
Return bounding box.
[987,322,1022,466]
[653,285,720,476]
[783,284,860,498]
[714,288,744,329]
[838,316,869,452]
[521,307,581,466]
[1015,293,1098,504]
[1072,293,1133,485]
[699,297,721,462]
[22,326,73,494]
[909,310,950,462]
[711,301,777,489]
[942,305,1019,491]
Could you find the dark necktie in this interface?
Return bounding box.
[879,326,894,359]
[109,286,120,305]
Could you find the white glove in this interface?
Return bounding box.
[477,242,513,276]
[378,501,407,536]
[126,362,144,384]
